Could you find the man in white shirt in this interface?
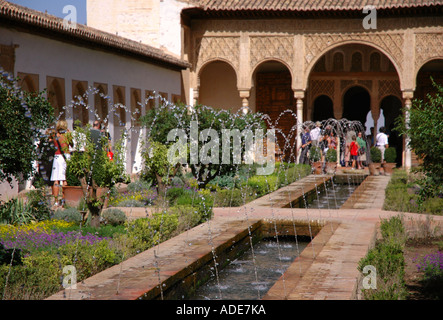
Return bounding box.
[310,122,322,147]
[376,126,389,162]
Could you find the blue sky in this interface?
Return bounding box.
[8,0,87,25]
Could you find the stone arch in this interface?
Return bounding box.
[72,81,88,126]
[303,39,403,90]
[415,58,443,101]
[342,85,371,125]
[94,83,108,123]
[113,86,126,126]
[17,73,38,93]
[350,51,363,72]
[47,77,65,120]
[380,95,403,166]
[312,95,334,122]
[369,51,382,72]
[251,57,294,89]
[198,59,241,111]
[197,57,239,88]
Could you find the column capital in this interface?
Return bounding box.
[238,89,250,99]
[293,90,305,100]
[402,90,414,101]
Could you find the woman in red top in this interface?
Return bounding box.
[350,135,359,169]
[50,120,73,207]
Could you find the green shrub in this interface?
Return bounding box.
[358,215,407,300]
[0,251,61,300]
[127,180,152,193]
[384,147,397,163]
[246,175,279,197]
[0,243,22,266]
[213,188,254,207]
[53,208,83,224]
[101,208,127,226]
[0,197,35,225]
[166,187,186,203]
[370,147,382,163]
[309,146,322,162]
[325,148,337,163]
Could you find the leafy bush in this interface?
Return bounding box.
[101,208,127,226]
[127,180,152,193]
[395,79,443,201]
[310,146,322,162]
[53,208,83,224]
[0,198,36,225]
[358,215,407,300]
[213,188,254,207]
[370,147,382,163]
[384,147,397,163]
[325,148,337,163]
[0,72,55,185]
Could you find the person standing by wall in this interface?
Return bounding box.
[50,120,73,207]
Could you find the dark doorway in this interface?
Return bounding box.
[380,95,403,166]
[342,86,370,125]
[313,95,334,121]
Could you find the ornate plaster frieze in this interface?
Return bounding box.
[249,36,294,70]
[194,36,240,73]
[305,33,404,74]
[415,32,443,72]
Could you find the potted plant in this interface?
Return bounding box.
[309,145,322,174]
[325,148,337,174]
[63,162,84,208]
[67,126,128,228]
[383,147,397,175]
[369,147,382,175]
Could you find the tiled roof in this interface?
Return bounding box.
[0,0,190,69]
[194,0,443,11]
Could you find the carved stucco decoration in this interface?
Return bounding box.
[194,36,240,74]
[378,79,401,101]
[305,33,404,76]
[415,32,443,73]
[250,36,294,70]
[310,79,334,101]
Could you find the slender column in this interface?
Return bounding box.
[402,91,414,171]
[294,91,305,162]
[239,89,250,114]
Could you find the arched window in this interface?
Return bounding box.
[333,52,344,72]
[350,52,363,72]
[369,52,381,72]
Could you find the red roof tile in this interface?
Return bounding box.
[193,0,442,11]
[0,0,190,69]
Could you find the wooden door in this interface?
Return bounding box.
[256,71,296,162]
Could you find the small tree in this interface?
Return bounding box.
[67,126,128,228]
[141,140,181,197]
[395,78,443,200]
[0,72,55,185]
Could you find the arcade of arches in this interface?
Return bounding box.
[191,27,443,168]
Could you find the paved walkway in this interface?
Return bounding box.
[46,173,443,300]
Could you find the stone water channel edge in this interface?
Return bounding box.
[47,171,443,300]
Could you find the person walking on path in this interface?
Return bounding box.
[376,126,389,162]
[50,120,73,207]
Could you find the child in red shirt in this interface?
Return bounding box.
[350,135,359,169]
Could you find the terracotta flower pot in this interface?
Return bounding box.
[383,163,396,175]
[312,161,323,175]
[63,186,84,208]
[369,163,381,176]
[326,162,337,175]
